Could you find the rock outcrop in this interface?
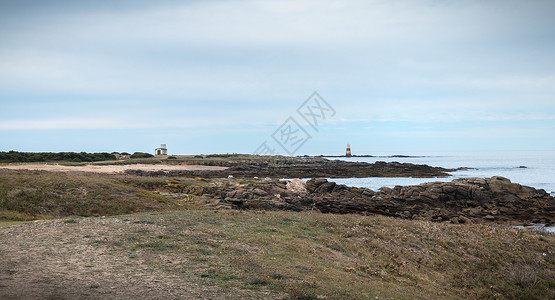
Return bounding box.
[188,176,554,225]
[309,176,554,225]
[125,157,454,178]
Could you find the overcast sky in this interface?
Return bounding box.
[1,0,554,155]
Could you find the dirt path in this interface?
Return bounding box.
[0,218,279,300]
[0,164,227,174]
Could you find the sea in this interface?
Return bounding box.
[323,150,555,232]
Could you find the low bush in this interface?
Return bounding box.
[0,151,116,163]
[130,152,154,159]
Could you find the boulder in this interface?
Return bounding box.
[317,182,336,193]
[307,177,554,224]
[252,188,268,196]
[286,178,307,194]
[306,178,328,192]
[213,176,553,225]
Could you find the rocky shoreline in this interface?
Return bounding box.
[167,176,554,226]
[2,155,552,226]
[125,157,456,178]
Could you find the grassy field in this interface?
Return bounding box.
[0,169,194,220]
[0,169,554,299]
[1,210,553,299]
[121,210,554,299]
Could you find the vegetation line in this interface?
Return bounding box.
[0,151,153,163]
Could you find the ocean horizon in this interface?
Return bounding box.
[324,150,555,196]
[323,151,555,232]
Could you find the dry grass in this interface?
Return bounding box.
[10,210,546,300]
[1,168,553,299]
[0,169,193,220]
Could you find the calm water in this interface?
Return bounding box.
[325,151,555,195]
[325,151,555,232]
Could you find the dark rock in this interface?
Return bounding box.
[362,190,375,197]
[317,182,336,193]
[252,188,268,196]
[306,176,554,224]
[124,156,453,178]
[186,175,554,225]
[306,178,328,192]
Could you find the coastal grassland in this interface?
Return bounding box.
[123,211,555,299]
[0,169,196,220]
[0,168,553,299]
[0,168,240,222]
[1,210,552,299]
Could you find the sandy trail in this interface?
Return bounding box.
[0,163,227,174]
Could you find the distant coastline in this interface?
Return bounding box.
[316,154,427,158]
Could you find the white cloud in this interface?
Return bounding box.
[0,0,554,152]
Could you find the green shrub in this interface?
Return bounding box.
[0,151,116,163]
[130,152,154,159]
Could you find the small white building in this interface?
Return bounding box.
[155,144,167,155]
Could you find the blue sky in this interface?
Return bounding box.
[1,0,554,155]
